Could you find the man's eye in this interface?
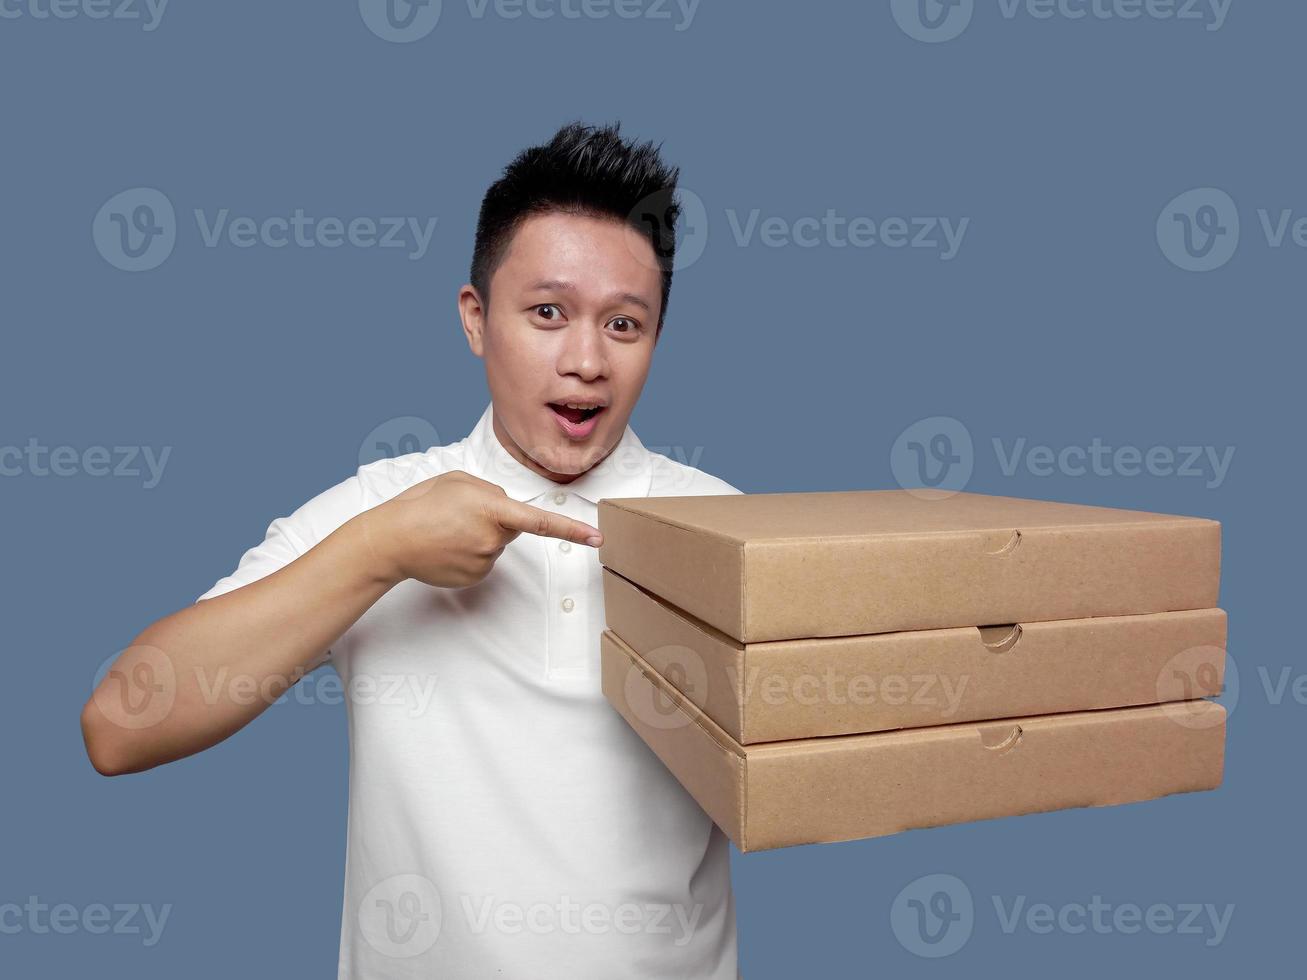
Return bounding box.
[609,317,640,336]
[535,304,563,321]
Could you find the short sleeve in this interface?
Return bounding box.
[648,452,745,500]
[194,470,372,603]
[195,514,310,603]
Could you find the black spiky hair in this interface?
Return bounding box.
[470,120,681,335]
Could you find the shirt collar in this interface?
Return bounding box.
[459,400,654,505]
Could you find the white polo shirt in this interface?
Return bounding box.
[197,400,741,979]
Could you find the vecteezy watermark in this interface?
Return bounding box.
[0,897,172,947]
[0,439,172,488]
[890,874,975,957]
[891,874,1234,956]
[93,188,438,272]
[1155,644,1234,728]
[623,187,968,269]
[890,417,1235,495]
[990,894,1233,946]
[192,666,440,717]
[734,667,970,715]
[724,209,968,260]
[892,0,1232,43]
[890,417,975,495]
[990,437,1234,487]
[1218,655,1307,716]
[358,0,701,42]
[358,875,444,958]
[1155,646,1307,728]
[623,642,972,731]
[355,876,703,958]
[0,0,170,31]
[621,646,705,731]
[1157,187,1307,272]
[461,895,704,946]
[359,417,444,467]
[625,187,709,273]
[89,649,441,732]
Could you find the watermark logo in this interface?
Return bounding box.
[724,210,968,258]
[991,894,1232,945]
[466,0,701,29]
[1156,644,1234,728]
[90,647,177,731]
[621,643,708,731]
[731,667,970,716]
[991,436,1235,489]
[0,0,170,30]
[891,873,974,957]
[892,874,1235,953]
[997,0,1231,31]
[361,0,700,39]
[1157,188,1240,272]
[0,897,172,946]
[90,652,443,728]
[625,187,967,269]
[461,895,703,945]
[94,188,439,270]
[626,187,709,273]
[1157,647,1307,722]
[891,417,1235,493]
[893,0,1232,41]
[890,416,974,497]
[1158,187,1307,271]
[358,874,443,958]
[891,0,975,43]
[196,667,440,717]
[93,188,176,272]
[359,0,443,42]
[359,417,443,467]
[0,440,172,488]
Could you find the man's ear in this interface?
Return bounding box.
[458,284,486,358]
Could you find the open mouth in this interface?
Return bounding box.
[547,401,607,440]
[548,402,605,425]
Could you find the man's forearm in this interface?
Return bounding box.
[80,513,397,776]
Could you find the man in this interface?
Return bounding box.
[81,121,742,978]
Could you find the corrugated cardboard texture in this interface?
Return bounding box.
[602,630,1227,853]
[597,490,1221,643]
[603,567,1228,742]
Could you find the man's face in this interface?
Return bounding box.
[459,211,662,482]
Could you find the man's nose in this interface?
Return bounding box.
[557,321,609,380]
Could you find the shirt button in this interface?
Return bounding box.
[558,541,571,553]
[561,597,575,613]
[552,491,567,505]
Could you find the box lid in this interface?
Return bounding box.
[598,489,1221,643]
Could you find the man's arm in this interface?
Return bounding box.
[79,470,605,776]
[80,513,390,776]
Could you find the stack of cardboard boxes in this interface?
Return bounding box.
[597,490,1227,852]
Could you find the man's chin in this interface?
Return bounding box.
[531,438,612,480]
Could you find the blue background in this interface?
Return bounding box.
[1,0,1298,975]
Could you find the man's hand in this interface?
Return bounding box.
[360,469,603,589]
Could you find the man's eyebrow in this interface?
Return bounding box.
[527,279,652,313]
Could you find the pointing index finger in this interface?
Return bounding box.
[495,498,604,547]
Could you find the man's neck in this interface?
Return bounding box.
[491,413,584,485]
